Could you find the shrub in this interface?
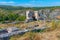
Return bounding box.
[16,15,26,21]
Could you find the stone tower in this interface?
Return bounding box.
[34,11,39,20]
[26,10,30,20]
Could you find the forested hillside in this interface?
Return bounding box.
[0,5,60,23]
[0,5,60,10]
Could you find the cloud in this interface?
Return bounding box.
[30,0,43,3]
[17,3,33,7]
[24,3,32,6]
[0,1,15,5]
[46,2,60,6]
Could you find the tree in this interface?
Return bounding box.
[16,15,26,21]
[8,13,19,21]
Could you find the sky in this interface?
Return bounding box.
[0,0,60,7]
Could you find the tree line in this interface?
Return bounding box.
[0,13,26,22]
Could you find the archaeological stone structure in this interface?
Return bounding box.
[25,10,46,22]
[26,9,60,22]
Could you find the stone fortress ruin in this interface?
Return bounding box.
[26,9,51,22]
[25,9,60,22]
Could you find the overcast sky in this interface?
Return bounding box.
[0,0,60,7]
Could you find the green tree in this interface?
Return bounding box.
[16,15,26,21]
[8,13,19,21]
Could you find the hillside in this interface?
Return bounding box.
[0,5,60,23]
[0,5,60,10]
[0,5,60,40]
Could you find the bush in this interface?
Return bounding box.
[45,20,58,31]
[16,15,26,21]
[0,13,26,22]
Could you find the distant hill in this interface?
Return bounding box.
[0,5,26,10]
[0,5,60,10]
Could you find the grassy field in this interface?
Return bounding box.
[0,20,60,40]
[9,20,60,40]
